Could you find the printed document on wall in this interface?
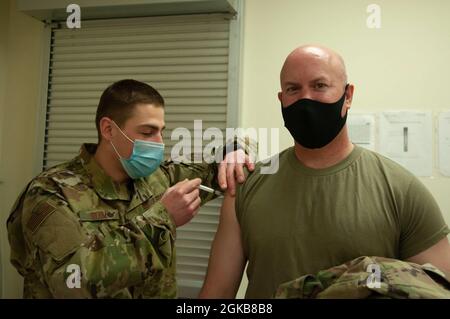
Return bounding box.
[379,111,432,176]
[348,113,375,151]
[439,111,450,176]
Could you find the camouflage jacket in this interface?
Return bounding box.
[7,143,219,298]
[275,256,450,299]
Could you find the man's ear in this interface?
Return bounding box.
[99,117,114,141]
[345,84,354,106]
[343,84,354,113]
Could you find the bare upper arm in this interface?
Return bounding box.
[199,194,246,298]
[406,236,450,276]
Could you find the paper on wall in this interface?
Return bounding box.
[348,113,375,151]
[438,111,450,176]
[379,111,432,177]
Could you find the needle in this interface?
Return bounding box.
[199,184,224,196]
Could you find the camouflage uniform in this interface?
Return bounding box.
[7,143,220,298]
[275,256,450,299]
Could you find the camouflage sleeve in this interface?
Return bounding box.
[217,135,258,162]
[160,160,219,203]
[160,135,258,203]
[21,186,175,298]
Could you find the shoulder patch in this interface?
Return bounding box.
[27,201,56,233]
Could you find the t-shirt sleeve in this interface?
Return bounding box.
[399,177,450,259]
[235,168,249,225]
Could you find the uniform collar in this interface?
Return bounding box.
[79,143,132,201]
[78,144,157,209]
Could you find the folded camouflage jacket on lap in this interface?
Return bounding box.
[275,256,450,299]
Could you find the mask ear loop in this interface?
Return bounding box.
[111,120,135,144]
[110,120,134,159]
[110,140,124,160]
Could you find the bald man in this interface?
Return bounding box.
[199,45,450,298]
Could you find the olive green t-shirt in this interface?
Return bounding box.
[236,145,449,298]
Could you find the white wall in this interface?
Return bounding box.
[0,0,46,298]
[236,0,450,298]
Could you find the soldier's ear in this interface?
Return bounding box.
[99,117,114,141]
[341,84,354,118]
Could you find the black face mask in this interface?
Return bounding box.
[281,85,349,149]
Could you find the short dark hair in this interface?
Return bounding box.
[95,79,164,141]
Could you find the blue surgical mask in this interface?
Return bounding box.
[110,121,165,179]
